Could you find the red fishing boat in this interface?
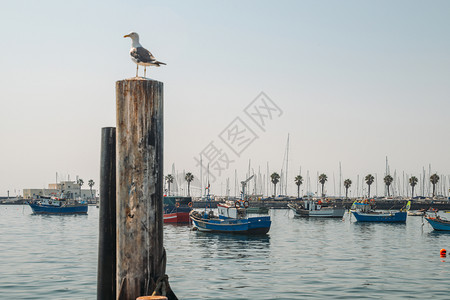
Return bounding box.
[164,196,193,223]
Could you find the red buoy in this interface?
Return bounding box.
[440,248,446,257]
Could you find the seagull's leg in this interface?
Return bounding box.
[136,65,139,77]
[144,66,147,78]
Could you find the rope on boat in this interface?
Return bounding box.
[149,248,178,300]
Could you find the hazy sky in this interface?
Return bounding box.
[1,0,449,198]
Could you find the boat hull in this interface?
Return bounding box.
[29,203,88,215]
[191,214,271,234]
[352,211,407,223]
[425,217,450,231]
[164,212,190,223]
[163,196,192,223]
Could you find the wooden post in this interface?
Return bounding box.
[116,78,164,300]
[97,127,117,300]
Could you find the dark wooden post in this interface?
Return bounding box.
[116,78,164,300]
[97,127,117,300]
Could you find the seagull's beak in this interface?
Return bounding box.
[123,34,130,38]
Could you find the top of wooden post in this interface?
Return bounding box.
[117,77,163,83]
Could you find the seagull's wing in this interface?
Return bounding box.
[130,47,155,63]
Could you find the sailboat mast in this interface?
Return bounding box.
[266,162,269,198]
[200,154,203,198]
[333,172,336,197]
[428,164,431,197]
[234,169,237,198]
[339,162,342,198]
[375,173,378,197]
[285,134,289,196]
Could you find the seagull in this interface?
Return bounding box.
[123,32,166,77]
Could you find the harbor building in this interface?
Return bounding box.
[23,181,96,200]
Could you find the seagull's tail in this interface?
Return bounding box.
[156,61,166,66]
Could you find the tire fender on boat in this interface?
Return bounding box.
[188,202,193,208]
[235,201,241,209]
[175,202,180,208]
[244,200,249,208]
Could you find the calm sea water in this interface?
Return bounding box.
[1,205,449,299]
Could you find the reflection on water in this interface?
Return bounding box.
[1,206,450,299]
[193,231,271,260]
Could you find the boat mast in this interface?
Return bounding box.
[385,156,388,197]
[285,134,289,196]
[428,164,431,197]
[205,164,210,213]
[356,174,360,198]
[339,162,342,198]
[266,162,269,198]
[375,173,378,198]
[248,159,251,196]
[234,169,237,198]
[171,163,177,196]
[200,154,203,198]
[422,166,425,197]
[306,170,310,197]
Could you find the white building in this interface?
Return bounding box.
[23,181,97,200]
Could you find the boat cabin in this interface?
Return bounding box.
[218,201,247,219]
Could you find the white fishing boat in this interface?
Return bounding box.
[288,199,345,218]
[407,209,426,216]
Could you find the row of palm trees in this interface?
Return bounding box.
[76,178,96,199]
[165,173,194,196]
[165,171,441,199]
[270,172,441,199]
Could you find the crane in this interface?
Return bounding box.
[240,175,254,201]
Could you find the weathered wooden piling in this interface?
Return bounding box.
[97,127,117,300]
[116,78,165,300]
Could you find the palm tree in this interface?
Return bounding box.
[430,173,440,197]
[77,178,84,199]
[88,179,95,199]
[384,175,393,197]
[185,172,194,196]
[165,174,174,196]
[294,175,303,199]
[270,172,280,197]
[365,174,374,198]
[318,173,327,197]
[409,176,418,198]
[343,179,352,199]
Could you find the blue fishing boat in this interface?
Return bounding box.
[190,208,271,234]
[425,215,450,231]
[28,195,88,215]
[190,176,271,234]
[351,201,407,223]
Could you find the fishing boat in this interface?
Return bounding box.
[190,202,271,234]
[287,199,345,218]
[407,208,426,216]
[28,194,88,215]
[163,196,193,223]
[351,200,407,223]
[425,214,450,231]
[190,176,271,234]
